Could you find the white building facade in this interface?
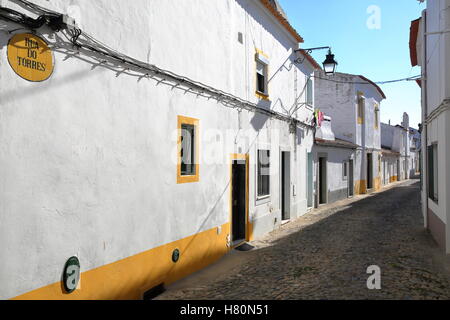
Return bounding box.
[409,126,422,178]
[0,0,318,299]
[314,71,386,195]
[410,0,450,253]
[310,115,358,207]
[380,113,412,183]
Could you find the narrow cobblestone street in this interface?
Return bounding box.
[159,179,450,300]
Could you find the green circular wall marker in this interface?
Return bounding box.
[172,249,180,263]
[63,256,80,294]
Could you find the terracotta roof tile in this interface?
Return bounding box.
[260,0,304,43]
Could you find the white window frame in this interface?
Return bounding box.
[342,161,348,181]
[428,143,438,203]
[306,76,314,107]
[257,149,271,200]
[256,53,269,96]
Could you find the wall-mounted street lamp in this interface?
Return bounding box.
[295,47,338,75]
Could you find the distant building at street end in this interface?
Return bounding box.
[312,115,358,207]
[314,71,386,196]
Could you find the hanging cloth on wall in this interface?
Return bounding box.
[314,110,324,128]
[318,111,324,127]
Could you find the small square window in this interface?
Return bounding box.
[238,32,243,44]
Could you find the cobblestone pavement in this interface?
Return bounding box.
[159,180,450,300]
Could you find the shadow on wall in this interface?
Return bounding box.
[1,3,300,135]
[0,22,276,124]
[250,111,270,131]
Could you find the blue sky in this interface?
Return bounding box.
[278,0,425,128]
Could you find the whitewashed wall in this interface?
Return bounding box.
[0,0,314,299]
[424,0,450,114]
[312,145,354,204]
[314,72,384,190]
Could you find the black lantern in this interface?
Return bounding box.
[323,49,338,75]
[294,46,338,75]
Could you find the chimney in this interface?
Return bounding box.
[316,115,335,141]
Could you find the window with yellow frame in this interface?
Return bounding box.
[177,116,199,184]
[374,104,380,129]
[255,49,270,101]
[357,92,365,124]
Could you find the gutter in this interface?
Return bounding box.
[423,10,429,227]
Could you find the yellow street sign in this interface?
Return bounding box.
[7,33,54,82]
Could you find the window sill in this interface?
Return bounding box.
[177,174,200,184]
[255,91,270,101]
[429,197,439,205]
[256,195,270,206]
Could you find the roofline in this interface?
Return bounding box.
[328,72,387,100]
[259,0,304,43]
[315,138,358,150]
[297,50,322,70]
[358,75,387,100]
[381,149,401,156]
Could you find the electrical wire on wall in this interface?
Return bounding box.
[0,0,421,128]
[0,1,316,130]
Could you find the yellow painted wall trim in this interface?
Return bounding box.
[390,176,398,183]
[354,180,367,195]
[374,177,382,191]
[13,223,230,300]
[255,91,270,101]
[255,48,269,60]
[177,116,200,184]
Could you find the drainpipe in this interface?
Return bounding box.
[423,10,429,229]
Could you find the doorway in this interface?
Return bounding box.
[348,159,354,197]
[281,152,291,221]
[307,152,314,208]
[404,159,408,180]
[231,159,247,244]
[318,156,327,205]
[367,153,373,189]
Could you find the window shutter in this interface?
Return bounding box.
[428,145,434,200]
[306,79,313,105]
